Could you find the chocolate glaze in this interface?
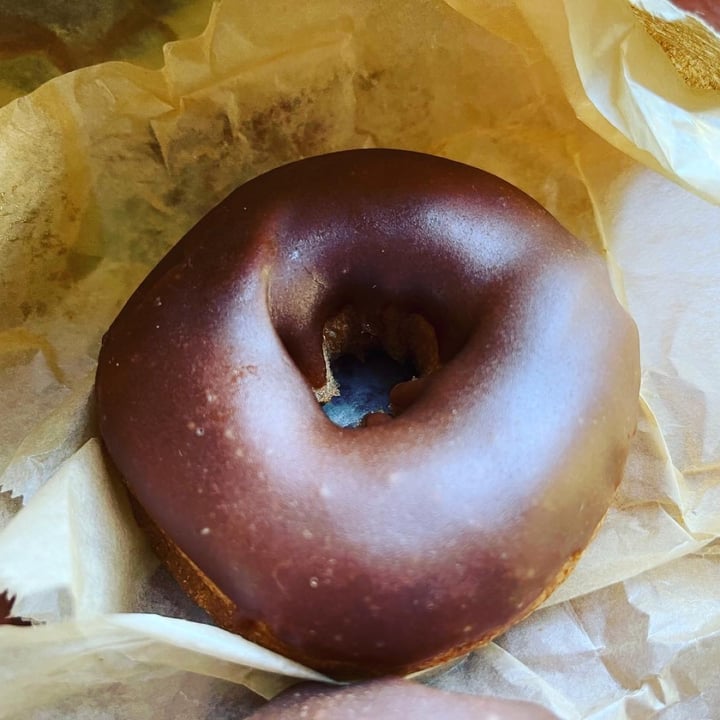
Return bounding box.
[671,0,720,30]
[96,149,640,677]
[246,679,558,719]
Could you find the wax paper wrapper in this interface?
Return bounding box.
[0,0,215,107]
[0,0,719,718]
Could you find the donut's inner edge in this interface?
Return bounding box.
[315,304,441,426]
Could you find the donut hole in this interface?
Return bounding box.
[316,305,440,427]
[321,350,416,428]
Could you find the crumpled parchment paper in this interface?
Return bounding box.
[0,0,215,107]
[0,0,718,718]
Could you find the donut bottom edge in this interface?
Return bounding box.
[127,492,596,680]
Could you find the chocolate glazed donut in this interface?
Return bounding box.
[245,679,558,719]
[96,149,640,678]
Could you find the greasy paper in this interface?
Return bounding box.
[0,0,216,107]
[0,0,718,718]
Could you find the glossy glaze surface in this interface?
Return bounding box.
[247,679,558,719]
[672,0,720,29]
[96,149,640,676]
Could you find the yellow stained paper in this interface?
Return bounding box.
[0,0,718,718]
[0,0,215,107]
[519,0,720,204]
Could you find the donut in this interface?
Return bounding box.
[96,149,640,677]
[245,679,558,719]
[670,0,720,29]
